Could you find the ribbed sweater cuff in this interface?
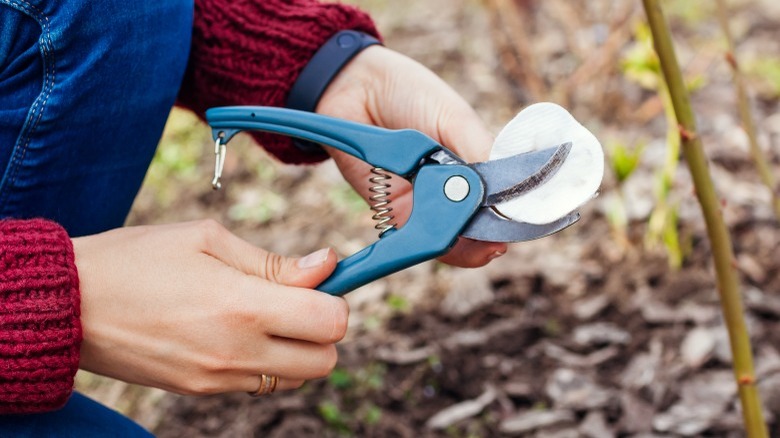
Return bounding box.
[178,0,380,164]
[0,219,81,414]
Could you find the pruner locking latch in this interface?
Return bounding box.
[211,134,226,190]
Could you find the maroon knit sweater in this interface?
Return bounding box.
[0,0,378,414]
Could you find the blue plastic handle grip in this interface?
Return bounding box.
[206,106,444,177]
[204,106,485,296]
[318,165,484,295]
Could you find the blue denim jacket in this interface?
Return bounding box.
[0,0,193,237]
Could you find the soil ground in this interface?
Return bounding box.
[77,0,780,436]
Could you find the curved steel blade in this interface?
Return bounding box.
[460,208,580,243]
[469,142,572,206]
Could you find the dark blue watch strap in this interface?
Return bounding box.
[286,30,382,153]
[287,30,381,112]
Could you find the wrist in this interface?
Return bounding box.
[316,44,386,114]
[286,30,382,153]
[287,30,381,113]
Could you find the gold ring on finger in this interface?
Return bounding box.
[248,374,279,397]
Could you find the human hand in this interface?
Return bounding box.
[315,45,507,267]
[73,220,346,395]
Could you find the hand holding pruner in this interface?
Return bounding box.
[206,107,579,296]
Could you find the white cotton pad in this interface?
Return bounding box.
[489,102,604,225]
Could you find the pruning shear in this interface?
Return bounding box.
[206,106,579,296]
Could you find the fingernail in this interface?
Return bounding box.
[487,250,505,261]
[298,248,330,269]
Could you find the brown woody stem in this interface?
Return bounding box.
[715,0,780,221]
[641,1,768,436]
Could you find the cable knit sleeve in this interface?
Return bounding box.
[177,0,381,164]
[0,219,82,414]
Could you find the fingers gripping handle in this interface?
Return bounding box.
[317,165,484,296]
[206,106,443,177]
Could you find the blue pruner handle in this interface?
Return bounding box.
[206,106,446,177]
[204,106,484,296]
[318,165,484,296]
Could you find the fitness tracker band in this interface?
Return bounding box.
[286,30,382,152]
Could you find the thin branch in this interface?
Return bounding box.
[641,1,768,436]
[484,0,547,101]
[559,2,636,106]
[715,0,780,221]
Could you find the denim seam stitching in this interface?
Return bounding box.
[0,0,56,207]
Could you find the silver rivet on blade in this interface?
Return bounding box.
[444,176,470,202]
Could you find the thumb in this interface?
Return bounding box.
[236,246,337,288]
[195,221,337,288]
[265,247,338,288]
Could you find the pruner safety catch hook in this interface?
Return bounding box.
[211,134,226,190]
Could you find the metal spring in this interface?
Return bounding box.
[368,167,396,237]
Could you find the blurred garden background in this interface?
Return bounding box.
[77,0,780,435]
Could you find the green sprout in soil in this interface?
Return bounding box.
[605,138,645,248]
[386,293,410,313]
[319,363,388,433]
[621,22,688,268]
[318,400,351,433]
